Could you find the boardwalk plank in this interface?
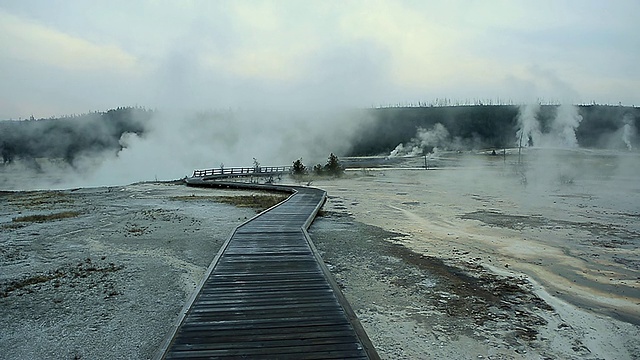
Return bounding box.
[159,181,378,359]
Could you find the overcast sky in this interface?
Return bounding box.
[1,0,638,119]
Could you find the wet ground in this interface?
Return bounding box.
[1,149,639,359]
[314,149,640,325]
[309,215,560,359]
[0,183,257,360]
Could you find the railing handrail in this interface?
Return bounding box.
[191,166,292,178]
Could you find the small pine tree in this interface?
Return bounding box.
[324,153,343,177]
[313,164,324,176]
[292,158,307,177]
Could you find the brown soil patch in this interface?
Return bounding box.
[172,193,289,212]
[12,211,81,223]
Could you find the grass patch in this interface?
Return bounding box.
[0,258,124,298]
[170,195,219,201]
[125,223,148,236]
[2,222,26,230]
[171,193,289,212]
[7,191,73,208]
[2,274,58,296]
[13,211,81,223]
[215,194,289,212]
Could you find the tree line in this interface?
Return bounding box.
[346,105,640,156]
[1,107,153,165]
[292,153,343,178]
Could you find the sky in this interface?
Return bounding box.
[1,0,639,119]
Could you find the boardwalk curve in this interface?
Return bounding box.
[157,178,379,359]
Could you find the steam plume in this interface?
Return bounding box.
[0,108,372,189]
[389,123,450,157]
[622,114,636,150]
[550,104,583,148]
[516,104,583,148]
[515,104,541,147]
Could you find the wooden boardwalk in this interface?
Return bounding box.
[191,166,291,180]
[158,179,379,359]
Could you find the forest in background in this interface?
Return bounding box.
[347,105,640,156]
[1,107,152,165]
[1,105,638,166]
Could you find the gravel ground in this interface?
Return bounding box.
[306,151,640,360]
[1,170,639,360]
[0,183,258,360]
[309,208,640,359]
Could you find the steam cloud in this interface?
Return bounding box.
[88,108,370,186]
[622,114,636,150]
[552,105,583,148]
[515,104,541,148]
[0,108,372,189]
[377,104,639,159]
[2,103,639,190]
[389,123,450,157]
[516,104,583,148]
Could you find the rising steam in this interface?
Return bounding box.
[388,123,450,157]
[550,104,583,148]
[622,114,636,150]
[516,104,583,148]
[2,103,639,190]
[515,104,541,148]
[0,108,372,189]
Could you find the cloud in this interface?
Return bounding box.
[337,1,470,87]
[0,9,139,73]
[1,0,639,118]
[499,65,581,104]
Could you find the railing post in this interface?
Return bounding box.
[191,165,294,179]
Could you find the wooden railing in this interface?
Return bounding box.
[191,166,292,178]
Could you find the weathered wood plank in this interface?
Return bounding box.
[158,181,379,359]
